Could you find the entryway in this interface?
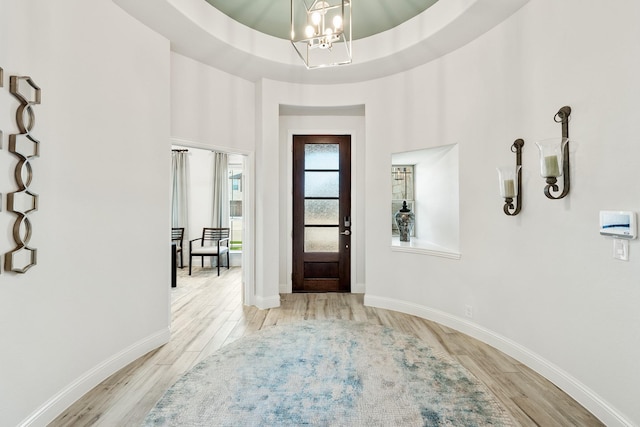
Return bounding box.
[171,142,253,304]
[292,135,351,292]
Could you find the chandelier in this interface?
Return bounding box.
[290,0,352,69]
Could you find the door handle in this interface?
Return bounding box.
[340,230,351,236]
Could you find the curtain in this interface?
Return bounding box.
[212,151,229,228]
[171,150,189,234]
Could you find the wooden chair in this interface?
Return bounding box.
[189,227,230,276]
[171,227,184,268]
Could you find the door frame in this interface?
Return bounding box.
[285,129,358,294]
[170,137,256,307]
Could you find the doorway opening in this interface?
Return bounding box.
[171,143,253,304]
[292,135,351,292]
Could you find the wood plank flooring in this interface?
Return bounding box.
[52,267,604,426]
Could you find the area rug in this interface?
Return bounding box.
[143,320,514,426]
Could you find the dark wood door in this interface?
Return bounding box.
[292,135,351,292]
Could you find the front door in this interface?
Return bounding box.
[292,135,351,292]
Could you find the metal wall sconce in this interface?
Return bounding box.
[497,139,524,216]
[535,106,571,199]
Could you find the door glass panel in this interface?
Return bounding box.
[305,227,339,252]
[305,171,339,197]
[305,144,339,170]
[305,199,339,225]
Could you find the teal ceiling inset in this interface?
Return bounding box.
[204,0,439,40]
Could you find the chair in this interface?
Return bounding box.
[171,227,184,268]
[189,227,230,276]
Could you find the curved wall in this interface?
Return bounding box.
[254,1,640,425]
[0,0,171,425]
[363,2,640,424]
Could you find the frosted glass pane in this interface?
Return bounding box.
[305,227,339,252]
[305,200,339,225]
[305,172,339,197]
[305,144,339,170]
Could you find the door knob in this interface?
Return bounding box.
[340,230,351,236]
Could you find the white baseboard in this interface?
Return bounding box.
[255,294,281,309]
[351,282,366,294]
[279,283,290,294]
[19,327,171,427]
[364,294,632,427]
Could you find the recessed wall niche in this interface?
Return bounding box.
[391,144,460,259]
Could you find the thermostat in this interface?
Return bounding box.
[599,211,636,239]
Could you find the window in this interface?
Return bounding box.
[228,157,244,251]
[391,165,415,236]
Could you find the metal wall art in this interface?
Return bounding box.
[4,75,41,273]
[0,67,2,274]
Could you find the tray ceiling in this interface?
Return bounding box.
[204,0,439,40]
[113,0,530,84]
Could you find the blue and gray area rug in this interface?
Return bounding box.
[144,320,514,426]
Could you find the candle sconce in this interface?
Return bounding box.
[497,139,524,216]
[536,106,571,199]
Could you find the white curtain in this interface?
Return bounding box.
[171,150,189,234]
[212,152,229,228]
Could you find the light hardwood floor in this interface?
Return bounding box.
[52,267,604,426]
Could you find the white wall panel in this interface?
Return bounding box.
[0,1,171,425]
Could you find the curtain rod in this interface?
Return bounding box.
[172,149,188,152]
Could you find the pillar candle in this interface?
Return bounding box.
[543,155,560,177]
[503,179,515,198]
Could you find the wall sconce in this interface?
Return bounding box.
[535,106,571,199]
[497,139,524,216]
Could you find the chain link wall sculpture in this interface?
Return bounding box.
[4,75,41,273]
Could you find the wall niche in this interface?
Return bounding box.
[391,144,460,259]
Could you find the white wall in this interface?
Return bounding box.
[250,1,640,425]
[0,0,171,425]
[362,2,640,425]
[170,53,255,153]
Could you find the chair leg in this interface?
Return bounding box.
[217,255,220,276]
[189,254,192,275]
[226,251,230,270]
[179,251,183,268]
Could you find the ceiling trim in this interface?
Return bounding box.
[113,0,529,85]
[279,104,365,117]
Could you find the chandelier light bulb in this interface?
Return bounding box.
[305,25,314,38]
[311,12,321,26]
[333,15,342,30]
[324,27,333,37]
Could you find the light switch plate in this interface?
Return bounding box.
[613,238,629,261]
